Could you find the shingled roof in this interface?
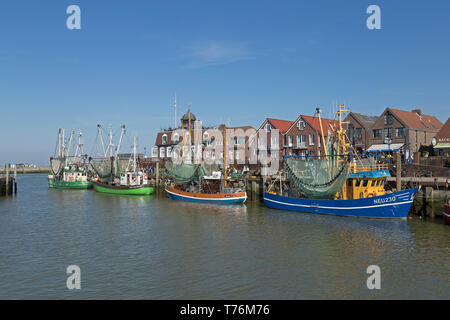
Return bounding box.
[349,112,378,129]
[300,115,339,133]
[434,118,450,143]
[389,108,443,132]
[265,118,295,133]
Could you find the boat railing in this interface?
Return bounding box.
[350,163,389,173]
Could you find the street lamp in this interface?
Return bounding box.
[385,138,392,164]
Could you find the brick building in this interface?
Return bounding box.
[369,108,443,154]
[257,118,294,160]
[284,115,338,157]
[433,117,450,156]
[343,112,378,153]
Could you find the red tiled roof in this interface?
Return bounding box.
[389,108,443,131]
[301,115,338,133]
[266,118,294,133]
[434,118,450,142]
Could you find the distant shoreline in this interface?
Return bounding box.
[0,167,50,174]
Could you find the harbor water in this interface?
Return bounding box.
[0,174,448,299]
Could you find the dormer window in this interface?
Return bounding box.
[384,112,393,125]
[162,134,168,144]
[297,120,305,130]
[172,133,179,143]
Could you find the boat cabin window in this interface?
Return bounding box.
[348,180,353,186]
[362,180,368,187]
[355,179,361,187]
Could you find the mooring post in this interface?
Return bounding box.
[156,162,160,187]
[430,187,435,219]
[14,165,17,194]
[5,164,9,195]
[421,186,427,217]
[396,151,401,192]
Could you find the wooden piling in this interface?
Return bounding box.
[14,165,17,194]
[396,151,401,192]
[5,165,9,195]
[156,162,160,187]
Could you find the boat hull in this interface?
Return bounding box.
[93,181,154,195]
[264,188,418,219]
[48,177,93,189]
[165,186,247,204]
[444,204,450,225]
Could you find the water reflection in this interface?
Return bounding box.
[0,174,448,299]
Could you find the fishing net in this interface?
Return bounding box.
[286,155,350,199]
[90,158,112,178]
[165,161,222,183]
[50,157,64,175]
[165,161,199,183]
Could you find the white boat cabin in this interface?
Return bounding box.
[63,171,88,182]
[120,172,148,186]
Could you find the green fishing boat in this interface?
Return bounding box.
[48,129,93,189]
[90,125,153,196]
[93,181,153,195]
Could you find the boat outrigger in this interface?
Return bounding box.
[48,129,92,189]
[90,125,154,196]
[165,110,247,204]
[264,105,418,219]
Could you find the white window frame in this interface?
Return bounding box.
[309,134,315,146]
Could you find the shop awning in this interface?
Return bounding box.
[365,143,404,152]
[434,143,450,149]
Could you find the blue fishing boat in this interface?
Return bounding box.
[264,106,418,219]
[264,188,417,219]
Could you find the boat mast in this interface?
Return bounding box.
[335,104,349,200]
[66,130,74,158]
[115,125,126,158]
[315,108,331,179]
[133,136,137,172]
[97,124,106,157]
[223,124,227,188]
[108,125,114,158]
[188,109,192,164]
[62,129,66,159]
[76,132,83,157]
[57,128,62,158]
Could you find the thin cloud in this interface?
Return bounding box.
[183,41,252,69]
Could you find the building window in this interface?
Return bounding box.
[396,127,405,137]
[384,112,393,125]
[159,147,165,158]
[385,128,393,139]
[172,133,179,142]
[265,123,271,132]
[152,147,158,158]
[355,128,362,139]
[297,120,305,130]
[297,135,306,148]
[271,135,278,148]
[309,134,315,146]
[288,136,293,147]
[203,132,209,142]
[162,134,168,144]
[373,129,382,139]
[167,147,172,158]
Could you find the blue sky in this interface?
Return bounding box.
[0,0,449,164]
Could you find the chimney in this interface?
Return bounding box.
[412,109,422,116]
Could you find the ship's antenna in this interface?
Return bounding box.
[170,92,177,129]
